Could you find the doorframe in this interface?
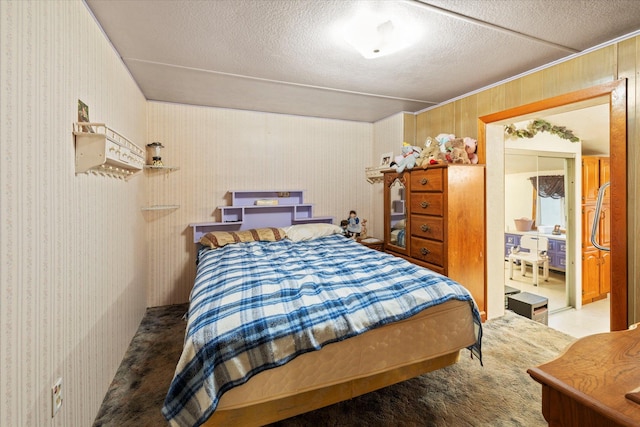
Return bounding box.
[477,79,628,331]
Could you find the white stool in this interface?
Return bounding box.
[508,235,549,286]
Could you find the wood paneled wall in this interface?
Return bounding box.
[416,39,639,324]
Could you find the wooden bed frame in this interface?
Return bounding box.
[203,351,461,426]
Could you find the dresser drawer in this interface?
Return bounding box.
[409,193,443,216]
[410,168,444,192]
[410,237,444,267]
[410,215,444,241]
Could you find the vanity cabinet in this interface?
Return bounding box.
[504,233,521,258]
[581,156,610,305]
[504,233,566,272]
[384,165,486,317]
[547,238,567,271]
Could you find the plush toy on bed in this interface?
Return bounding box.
[416,136,446,167]
[391,142,421,173]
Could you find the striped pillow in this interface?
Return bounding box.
[200,227,286,249]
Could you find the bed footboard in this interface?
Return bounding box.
[203,351,461,427]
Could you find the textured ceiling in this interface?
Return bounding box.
[85,0,640,123]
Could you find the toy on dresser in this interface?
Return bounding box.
[415,133,479,167]
[391,142,421,173]
[444,138,471,164]
[464,137,479,164]
[416,136,446,167]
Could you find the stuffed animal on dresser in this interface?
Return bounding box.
[416,136,446,167]
[392,142,421,173]
[445,138,471,164]
[464,137,479,164]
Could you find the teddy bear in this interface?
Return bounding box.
[416,136,446,167]
[392,142,421,173]
[464,137,478,164]
[444,138,471,164]
[435,133,456,154]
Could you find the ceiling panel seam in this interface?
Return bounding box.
[408,0,580,53]
[124,58,440,105]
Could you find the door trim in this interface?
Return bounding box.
[478,80,628,331]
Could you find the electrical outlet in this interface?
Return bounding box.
[51,377,63,417]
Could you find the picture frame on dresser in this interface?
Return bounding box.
[380,152,393,167]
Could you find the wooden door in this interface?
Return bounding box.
[582,204,597,251]
[581,157,600,204]
[599,157,610,198]
[582,250,600,303]
[599,203,611,249]
[600,251,611,295]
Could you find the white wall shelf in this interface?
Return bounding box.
[365,166,391,184]
[141,205,180,211]
[144,165,180,172]
[143,162,180,211]
[74,122,145,179]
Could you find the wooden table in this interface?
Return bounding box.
[357,237,384,252]
[527,325,640,426]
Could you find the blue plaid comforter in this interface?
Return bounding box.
[163,234,482,427]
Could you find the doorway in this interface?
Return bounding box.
[479,80,628,331]
[504,151,575,314]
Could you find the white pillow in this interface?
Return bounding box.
[285,223,344,242]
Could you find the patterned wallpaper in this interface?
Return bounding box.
[1,2,148,426]
[0,2,412,424]
[145,102,378,306]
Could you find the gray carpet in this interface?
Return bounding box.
[93,305,575,427]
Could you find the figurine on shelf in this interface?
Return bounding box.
[146,142,164,166]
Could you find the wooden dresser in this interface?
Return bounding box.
[383,165,486,318]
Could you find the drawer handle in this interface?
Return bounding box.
[420,247,430,256]
[421,224,431,232]
[420,178,429,185]
[420,201,430,209]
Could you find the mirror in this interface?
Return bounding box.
[505,154,567,233]
[388,178,406,248]
[504,152,572,312]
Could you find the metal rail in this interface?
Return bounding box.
[590,181,610,252]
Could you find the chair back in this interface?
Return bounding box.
[520,235,549,254]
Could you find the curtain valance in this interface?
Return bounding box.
[530,175,564,199]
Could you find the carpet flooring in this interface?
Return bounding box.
[93,305,576,427]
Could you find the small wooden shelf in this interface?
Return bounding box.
[141,205,180,211]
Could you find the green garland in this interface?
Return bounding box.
[504,119,579,142]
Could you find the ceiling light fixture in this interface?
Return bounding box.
[342,10,416,59]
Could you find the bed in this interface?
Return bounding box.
[163,224,482,427]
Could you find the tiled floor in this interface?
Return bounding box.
[504,262,610,338]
